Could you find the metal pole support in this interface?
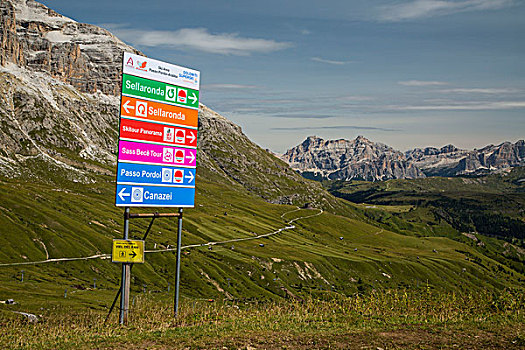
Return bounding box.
[119,207,130,325]
[174,207,183,317]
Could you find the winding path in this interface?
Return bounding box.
[147,207,323,254]
[0,208,323,267]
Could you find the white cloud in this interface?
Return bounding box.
[204,84,259,90]
[398,80,449,86]
[271,125,398,132]
[438,88,520,94]
[336,95,375,102]
[378,0,514,22]
[311,57,353,65]
[99,23,130,30]
[390,101,525,111]
[114,27,292,55]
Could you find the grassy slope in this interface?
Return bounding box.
[0,162,523,315]
[324,167,525,276]
[2,291,524,349]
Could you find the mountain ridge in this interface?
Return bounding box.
[282,135,525,181]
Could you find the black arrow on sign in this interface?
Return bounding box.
[129,251,137,259]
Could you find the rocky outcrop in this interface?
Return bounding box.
[1,0,140,95]
[483,141,525,168]
[0,0,24,66]
[405,144,470,176]
[451,141,525,175]
[281,135,425,181]
[406,141,525,176]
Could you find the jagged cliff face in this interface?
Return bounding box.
[282,135,525,181]
[0,67,119,180]
[0,0,331,206]
[281,135,425,181]
[0,0,139,95]
[1,0,24,66]
[0,0,137,176]
[405,145,470,175]
[406,141,525,176]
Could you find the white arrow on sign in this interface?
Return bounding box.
[185,172,194,183]
[122,100,135,114]
[189,92,198,105]
[186,152,195,163]
[186,131,196,143]
[118,187,130,201]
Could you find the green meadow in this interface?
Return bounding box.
[0,170,523,309]
[0,161,524,348]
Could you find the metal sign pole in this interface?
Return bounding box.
[174,207,183,317]
[119,207,130,324]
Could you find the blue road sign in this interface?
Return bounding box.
[117,162,196,187]
[115,184,196,207]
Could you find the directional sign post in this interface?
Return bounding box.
[112,239,145,264]
[114,52,200,324]
[116,52,200,208]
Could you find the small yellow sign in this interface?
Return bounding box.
[112,239,145,264]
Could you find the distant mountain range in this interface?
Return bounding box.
[281,135,525,181]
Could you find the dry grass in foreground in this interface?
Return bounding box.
[1,288,524,349]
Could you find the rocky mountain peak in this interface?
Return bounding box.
[440,144,459,153]
[13,0,73,24]
[301,135,322,147]
[1,0,140,95]
[281,136,425,181]
[284,135,525,181]
[305,135,319,142]
[355,135,369,143]
[405,140,525,176]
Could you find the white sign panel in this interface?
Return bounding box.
[122,52,200,90]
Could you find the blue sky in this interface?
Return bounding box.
[41,0,525,152]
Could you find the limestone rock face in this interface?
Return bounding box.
[405,145,470,176]
[2,0,140,95]
[281,135,425,181]
[406,141,525,176]
[0,0,24,66]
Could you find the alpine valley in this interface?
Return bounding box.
[0,1,524,346]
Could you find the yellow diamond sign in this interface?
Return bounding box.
[112,239,145,264]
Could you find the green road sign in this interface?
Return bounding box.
[122,74,199,109]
